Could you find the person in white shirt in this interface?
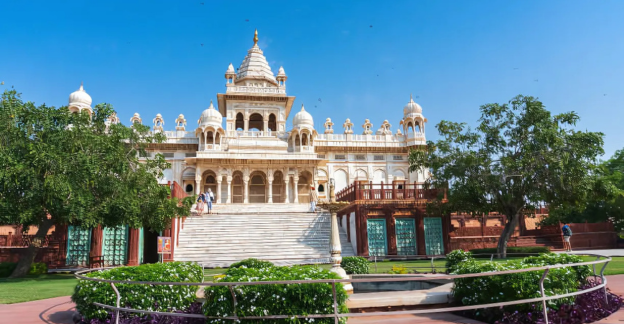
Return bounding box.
[310,186,318,213]
[207,189,214,214]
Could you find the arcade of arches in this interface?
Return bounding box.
[194,168,315,204]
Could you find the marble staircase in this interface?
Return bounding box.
[175,204,356,267]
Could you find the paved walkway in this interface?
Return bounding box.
[0,296,75,324]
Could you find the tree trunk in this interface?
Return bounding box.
[9,219,54,278]
[496,212,521,259]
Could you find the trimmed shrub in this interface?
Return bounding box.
[341,256,369,274]
[0,262,48,277]
[72,261,203,320]
[452,253,590,323]
[228,258,274,270]
[204,265,349,324]
[28,262,48,275]
[446,249,473,273]
[0,262,17,277]
[469,246,550,258]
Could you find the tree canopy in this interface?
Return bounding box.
[409,95,606,257]
[0,89,193,276]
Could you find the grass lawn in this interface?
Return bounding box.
[0,274,77,304]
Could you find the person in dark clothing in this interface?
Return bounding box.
[562,223,573,252]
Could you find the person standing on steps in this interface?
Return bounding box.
[207,188,214,214]
[310,186,318,213]
[197,192,206,215]
[562,223,573,252]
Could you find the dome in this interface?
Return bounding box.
[226,63,235,74]
[198,101,223,128]
[277,66,286,77]
[293,104,314,128]
[403,94,422,116]
[69,83,92,108]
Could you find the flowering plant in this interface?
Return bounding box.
[341,256,370,274]
[72,262,203,320]
[204,263,349,323]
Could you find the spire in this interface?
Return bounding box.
[410,93,413,102]
[209,100,215,109]
[301,103,305,111]
[253,29,258,46]
[80,81,84,91]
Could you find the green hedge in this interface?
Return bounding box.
[72,261,203,320]
[452,252,590,322]
[204,262,349,324]
[0,262,48,277]
[228,258,274,270]
[469,246,550,258]
[341,256,370,274]
[446,250,473,273]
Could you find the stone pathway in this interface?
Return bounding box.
[0,296,75,324]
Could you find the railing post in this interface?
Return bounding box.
[539,268,550,324]
[332,281,339,324]
[600,259,610,305]
[228,285,239,320]
[110,283,121,324]
[431,257,435,272]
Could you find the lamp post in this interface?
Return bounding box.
[318,178,353,293]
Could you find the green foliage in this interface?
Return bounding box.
[469,246,550,258]
[388,265,408,274]
[72,262,202,320]
[0,89,193,276]
[341,256,370,274]
[0,262,48,277]
[227,258,274,270]
[27,262,48,275]
[204,265,349,323]
[409,95,605,256]
[446,250,473,273]
[0,263,17,278]
[452,253,590,322]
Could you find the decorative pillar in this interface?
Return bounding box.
[267,174,274,204]
[243,176,250,204]
[195,172,202,195]
[203,132,208,151]
[263,119,269,133]
[284,178,290,203]
[293,176,299,203]
[216,178,222,204]
[244,117,249,131]
[127,228,141,266]
[226,176,232,204]
[318,178,353,293]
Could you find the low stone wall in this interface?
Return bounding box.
[449,236,519,251]
[0,247,66,268]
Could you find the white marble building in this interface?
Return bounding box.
[68,31,428,204]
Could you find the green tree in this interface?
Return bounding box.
[0,89,193,277]
[409,95,605,257]
[543,149,624,229]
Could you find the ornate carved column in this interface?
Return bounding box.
[243,176,250,204]
[216,178,222,204]
[226,176,232,204]
[244,116,249,131]
[263,119,269,133]
[267,171,274,204]
[284,178,290,203]
[195,173,201,195]
[293,176,299,203]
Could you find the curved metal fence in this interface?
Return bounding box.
[75,253,611,324]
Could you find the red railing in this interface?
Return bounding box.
[336,182,442,202]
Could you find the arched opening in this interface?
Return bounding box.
[302,133,308,146]
[185,184,193,193]
[203,172,217,195]
[232,172,244,203]
[268,114,276,132]
[297,172,312,203]
[215,132,221,145]
[318,184,325,193]
[249,113,264,131]
[235,113,244,131]
[415,122,421,133]
[334,169,349,192]
[373,170,386,184]
[249,173,266,203]
[407,121,415,134]
[295,134,301,147]
[272,171,284,203]
[206,131,214,144]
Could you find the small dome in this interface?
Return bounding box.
[277,66,286,77]
[403,94,422,116]
[293,104,314,128]
[156,113,162,118]
[198,101,223,128]
[226,63,235,74]
[69,83,92,107]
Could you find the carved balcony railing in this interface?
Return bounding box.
[336,182,442,203]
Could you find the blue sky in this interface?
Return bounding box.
[1,0,622,158]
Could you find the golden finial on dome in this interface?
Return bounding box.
[253,29,258,45]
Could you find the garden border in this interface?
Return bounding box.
[75,253,611,324]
